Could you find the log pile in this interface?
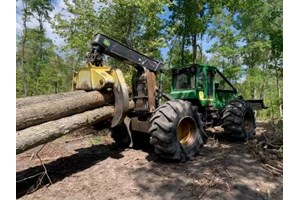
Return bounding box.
[16,91,114,130]
[16,90,133,154]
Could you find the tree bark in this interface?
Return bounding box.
[276,68,283,118]
[16,90,86,108]
[21,1,29,97]
[192,34,197,64]
[16,101,135,154]
[180,33,185,65]
[16,91,113,131]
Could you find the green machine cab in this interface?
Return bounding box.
[170,64,238,109]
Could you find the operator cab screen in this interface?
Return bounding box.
[172,66,196,90]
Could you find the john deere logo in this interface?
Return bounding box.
[103,39,110,47]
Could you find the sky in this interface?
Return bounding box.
[16,0,67,49]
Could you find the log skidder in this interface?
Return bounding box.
[221,98,256,140]
[149,100,204,162]
[72,33,266,162]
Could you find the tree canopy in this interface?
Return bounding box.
[16,0,282,119]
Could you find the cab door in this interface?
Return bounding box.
[198,67,214,107]
[213,70,238,109]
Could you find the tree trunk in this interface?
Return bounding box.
[16,91,113,130]
[251,87,256,100]
[192,34,197,64]
[21,1,29,97]
[16,90,86,108]
[275,60,283,118]
[16,101,135,154]
[198,34,203,63]
[181,34,185,65]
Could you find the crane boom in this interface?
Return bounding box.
[87,33,163,72]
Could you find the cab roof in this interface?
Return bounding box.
[171,64,217,71]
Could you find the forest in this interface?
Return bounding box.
[16,0,283,120]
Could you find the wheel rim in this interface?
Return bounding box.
[243,111,253,131]
[177,117,197,146]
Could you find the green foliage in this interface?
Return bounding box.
[16,0,282,120]
[51,0,167,83]
[52,0,102,65]
[167,0,212,64]
[205,0,283,119]
[52,0,168,58]
[16,28,72,97]
[100,0,168,57]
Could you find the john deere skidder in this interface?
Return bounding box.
[73,33,266,162]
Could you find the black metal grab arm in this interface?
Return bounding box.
[86,33,163,72]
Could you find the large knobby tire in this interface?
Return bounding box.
[221,99,256,140]
[149,100,204,162]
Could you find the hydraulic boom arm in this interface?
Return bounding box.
[86,33,163,71]
[74,33,164,130]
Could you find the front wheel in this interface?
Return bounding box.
[149,100,204,162]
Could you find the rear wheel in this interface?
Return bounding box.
[149,100,204,162]
[221,99,256,140]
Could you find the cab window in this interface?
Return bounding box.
[215,71,235,90]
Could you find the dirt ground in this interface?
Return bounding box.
[16,122,283,200]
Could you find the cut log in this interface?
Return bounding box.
[16,91,113,131]
[16,90,86,108]
[16,101,135,154]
